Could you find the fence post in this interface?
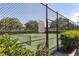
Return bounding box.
[45,4,49,48]
[56,11,59,51]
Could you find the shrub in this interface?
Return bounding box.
[36,42,49,56]
[48,30,64,33]
[0,34,35,56]
[60,30,79,53]
[0,29,39,34]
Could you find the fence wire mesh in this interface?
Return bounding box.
[0,3,47,51]
[47,7,57,50]
[0,3,79,55]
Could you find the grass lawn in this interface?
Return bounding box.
[11,33,61,52]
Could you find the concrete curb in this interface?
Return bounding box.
[68,49,77,56]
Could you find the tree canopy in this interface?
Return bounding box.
[50,17,69,30]
[25,20,38,32]
[0,17,23,30]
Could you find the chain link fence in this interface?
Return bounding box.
[0,3,79,54]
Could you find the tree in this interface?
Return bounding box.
[25,20,38,32]
[0,17,23,30]
[50,17,69,30]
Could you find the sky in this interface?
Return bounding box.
[0,3,79,24]
[0,3,46,24]
[48,3,79,23]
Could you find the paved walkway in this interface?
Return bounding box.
[74,48,79,56]
[53,51,68,56]
[50,49,68,56]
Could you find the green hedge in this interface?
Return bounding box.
[60,30,79,52]
[44,30,65,34]
[0,34,35,56]
[0,30,38,34]
[48,30,64,33]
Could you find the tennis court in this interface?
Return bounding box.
[11,33,61,51]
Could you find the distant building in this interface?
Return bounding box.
[38,20,45,32]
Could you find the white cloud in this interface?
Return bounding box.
[70,12,79,23]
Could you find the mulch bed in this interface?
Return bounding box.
[50,47,77,56]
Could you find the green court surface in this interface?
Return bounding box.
[11,33,61,52]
